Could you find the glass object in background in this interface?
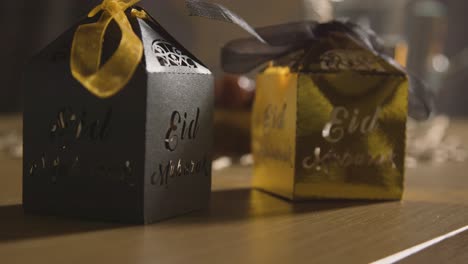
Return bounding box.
[405,0,448,97]
[437,1,468,116]
[403,1,466,166]
[303,0,333,22]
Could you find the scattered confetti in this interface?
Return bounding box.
[0,131,22,159]
[407,115,467,167]
[212,157,233,171]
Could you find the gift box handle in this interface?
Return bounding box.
[70,0,143,98]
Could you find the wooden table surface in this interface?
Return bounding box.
[1,115,468,264]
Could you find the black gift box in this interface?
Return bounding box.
[23,7,214,224]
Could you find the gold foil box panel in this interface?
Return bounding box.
[252,66,408,201]
[252,68,298,199]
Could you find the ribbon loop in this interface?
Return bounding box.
[71,0,143,98]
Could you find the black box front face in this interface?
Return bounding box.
[23,19,147,222]
[138,18,213,223]
[23,11,213,223]
[144,74,213,223]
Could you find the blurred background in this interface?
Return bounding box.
[0,0,467,163]
[1,0,467,114]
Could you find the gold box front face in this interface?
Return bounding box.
[252,65,408,200]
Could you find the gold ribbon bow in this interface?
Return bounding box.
[71,0,143,98]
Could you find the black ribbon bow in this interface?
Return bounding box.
[185,0,434,120]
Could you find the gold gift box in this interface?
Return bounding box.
[252,38,408,200]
